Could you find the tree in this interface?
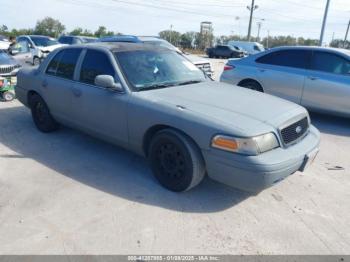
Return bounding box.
[180,31,197,49]
[70,27,83,36]
[196,30,214,50]
[330,39,349,49]
[0,25,8,35]
[34,17,65,37]
[93,26,115,37]
[159,30,181,46]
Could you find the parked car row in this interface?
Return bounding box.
[15,41,320,193]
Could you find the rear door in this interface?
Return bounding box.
[41,48,82,122]
[301,51,350,115]
[255,49,310,104]
[70,49,129,146]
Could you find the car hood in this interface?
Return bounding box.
[38,44,65,52]
[135,81,307,135]
[185,54,210,65]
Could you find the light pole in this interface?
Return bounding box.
[319,0,331,46]
[247,0,258,41]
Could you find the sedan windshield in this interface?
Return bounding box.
[115,50,206,91]
[31,37,59,47]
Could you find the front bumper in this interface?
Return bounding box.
[203,125,320,193]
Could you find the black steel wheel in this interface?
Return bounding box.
[149,129,205,192]
[29,94,59,132]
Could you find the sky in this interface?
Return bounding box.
[1,0,349,44]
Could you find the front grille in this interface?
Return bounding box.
[0,65,15,75]
[280,117,309,145]
[196,63,212,73]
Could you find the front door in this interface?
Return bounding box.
[71,49,129,147]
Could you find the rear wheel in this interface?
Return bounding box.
[29,94,59,132]
[238,80,263,92]
[149,129,206,192]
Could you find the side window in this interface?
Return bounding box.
[80,50,115,85]
[46,49,81,79]
[256,50,310,69]
[46,51,64,76]
[311,51,350,75]
[59,37,73,45]
[15,41,30,53]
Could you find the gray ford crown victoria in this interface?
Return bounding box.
[15,43,320,193]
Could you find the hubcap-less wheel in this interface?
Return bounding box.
[149,129,206,192]
[35,101,48,124]
[30,94,59,133]
[157,142,186,180]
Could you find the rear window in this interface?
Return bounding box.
[311,51,350,75]
[256,50,310,69]
[46,49,82,79]
[58,36,73,45]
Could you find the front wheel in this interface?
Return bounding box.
[33,57,41,66]
[149,129,206,192]
[29,94,59,132]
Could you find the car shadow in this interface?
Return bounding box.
[0,106,249,213]
[310,112,350,137]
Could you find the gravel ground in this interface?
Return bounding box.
[0,59,349,255]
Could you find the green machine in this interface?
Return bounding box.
[0,76,16,101]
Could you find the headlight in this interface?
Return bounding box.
[211,133,279,155]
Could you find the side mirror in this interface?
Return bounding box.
[95,75,123,91]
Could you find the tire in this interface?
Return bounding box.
[208,53,213,58]
[238,80,263,92]
[148,129,206,192]
[2,91,15,101]
[33,57,41,66]
[29,94,59,133]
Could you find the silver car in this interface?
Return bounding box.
[15,43,320,193]
[220,46,350,117]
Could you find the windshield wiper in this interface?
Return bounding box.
[176,80,203,86]
[139,82,177,91]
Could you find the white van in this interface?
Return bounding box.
[228,41,265,55]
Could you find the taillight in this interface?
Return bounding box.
[224,65,235,71]
[0,80,4,88]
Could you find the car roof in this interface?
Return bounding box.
[70,42,172,53]
[272,45,350,55]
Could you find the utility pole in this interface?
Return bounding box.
[344,20,350,47]
[247,0,258,41]
[319,0,331,46]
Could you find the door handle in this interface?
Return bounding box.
[72,87,82,97]
[259,69,266,72]
[308,76,318,81]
